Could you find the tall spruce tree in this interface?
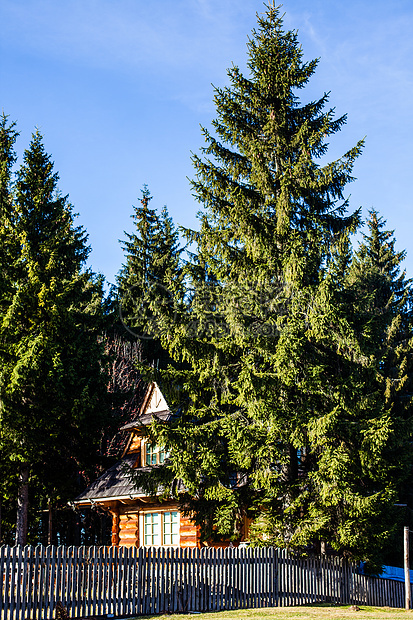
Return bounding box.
[0,114,20,542]
[0,129,109,544]
[117,186,182,369]
[262,213,413,567]
[348,210,411,359]
[340,212,413,560]
[0,114,18,290]
[134,4,409,565]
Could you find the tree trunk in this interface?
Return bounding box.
[289,444,298,482]
[15,465,29,545]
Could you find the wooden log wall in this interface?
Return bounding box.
[0,545,406,620]
[179,513,200,548]
[110,505,120,546]
[118,513,139,548]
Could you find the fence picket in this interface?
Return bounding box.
[151,547,156,615]
[113,545,119,616]
[286,549,291,606]
[100,547,105,616]
[119,546,125,616]
[277,548,281,606]
[28,546,34,619]
[89,547,95,616]
[126,547,132,616]
[231,548,236,609]
[10,547,20,620]
[178,546,184,614]
[135,546,141,616]
[79,547,86,618]
[5,546,12,620]
[37,544,43,620]
[286,550,291,606]
[47,546,55,617]
[122,545,127,616]
[153,547,158,615]
[9,546,16,620]
[66,546,73,618]
[120,546,126,617]
[72,546,78,618]
[238,549,243,608]
[162,546,167,614]
[92,546,98,617]
[236,548,241,609]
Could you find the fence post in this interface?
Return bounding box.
[405,526,411,610]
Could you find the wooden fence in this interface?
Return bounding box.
[1,545,276,619]
[0,545,406,619]
[276,549,405,608]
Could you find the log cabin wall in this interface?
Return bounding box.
[108,500,201,548]
[179,512,200,548]
[118,510,140,547]
[109,501,249,549]
[110,503,120,546]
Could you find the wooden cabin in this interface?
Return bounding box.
[75,383,203,548]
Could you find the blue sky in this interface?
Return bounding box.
[1,0,413,285]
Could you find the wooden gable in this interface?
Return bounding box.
[140,382,169,417]
[123,382,170,457]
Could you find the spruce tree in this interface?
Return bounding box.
[0,114,19,332]
[348,210,411,358]
[287,212,413,567]
[349,212,413,551]
[117,186,182,369]
[0,114,19,285]
[137,5,408,565]
[0,129,109,544]
[0,114,20,543]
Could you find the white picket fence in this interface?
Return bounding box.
[0,545,405,619]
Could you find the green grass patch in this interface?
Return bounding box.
[131,605,412,620]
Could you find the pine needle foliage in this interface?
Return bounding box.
[117,185,183,369]
[0,114,20,543]
[0,127,110,543]
[135,5,412,566]
[0,114,19,321]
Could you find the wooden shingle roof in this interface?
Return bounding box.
[74,455,144,504]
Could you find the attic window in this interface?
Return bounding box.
[145,443,168,466]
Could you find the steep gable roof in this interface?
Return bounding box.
[74,382,175,505]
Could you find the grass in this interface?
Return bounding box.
[130,605,413,620]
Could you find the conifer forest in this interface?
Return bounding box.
[0,5,412,571]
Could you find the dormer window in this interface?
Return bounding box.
[144,441,168,466]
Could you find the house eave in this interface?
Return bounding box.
[73,492,151,506]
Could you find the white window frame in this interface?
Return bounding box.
[139,510,180,547]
